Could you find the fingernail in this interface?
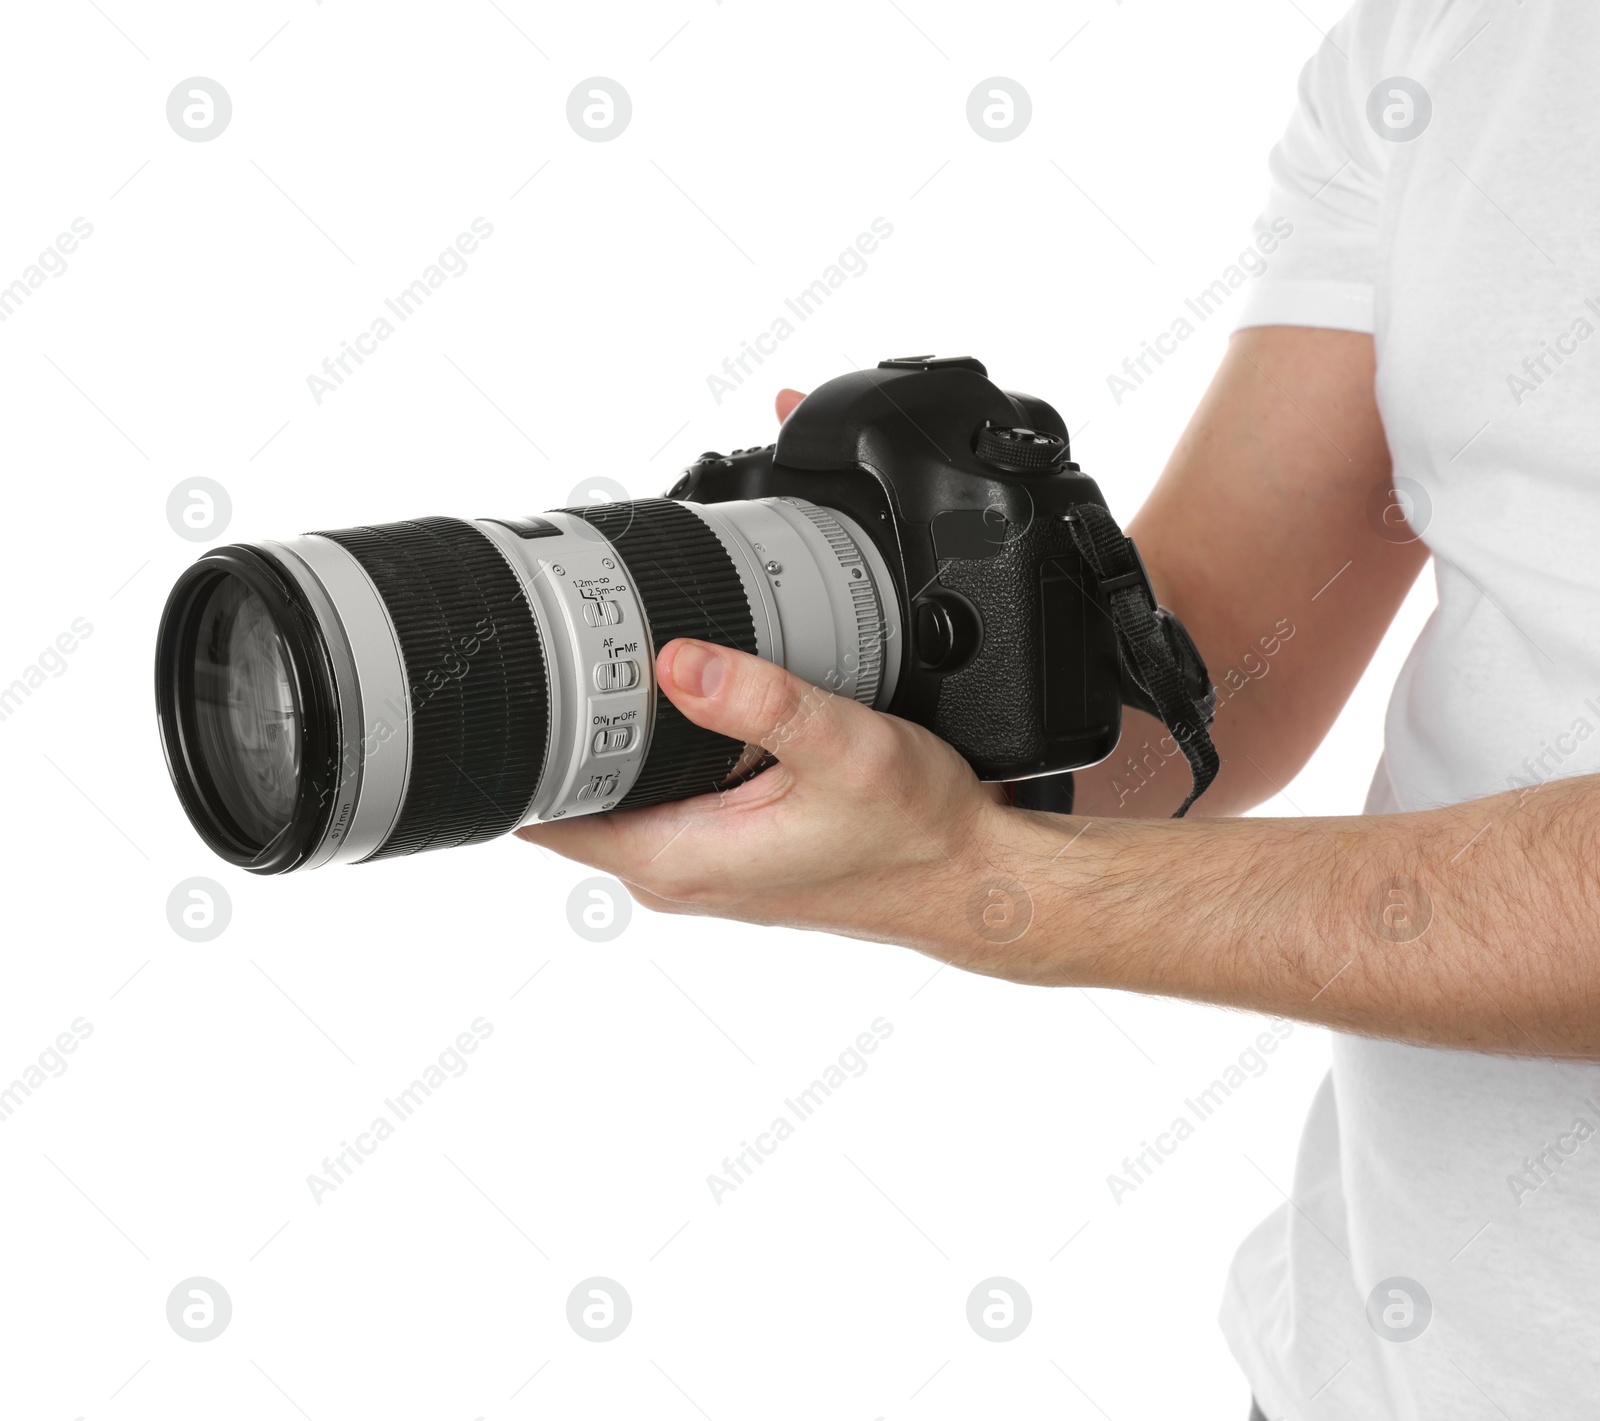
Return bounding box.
[670,641,726,698]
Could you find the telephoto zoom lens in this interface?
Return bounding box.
[155,498,900,873]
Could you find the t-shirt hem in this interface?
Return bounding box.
[1234,279,1375,334]
[1218,1258,1295,1421]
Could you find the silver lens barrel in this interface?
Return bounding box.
[259,533,412,868]
[218,497,898,869]
[690,498,900,709]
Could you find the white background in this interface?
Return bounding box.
[0,2,1435,1418]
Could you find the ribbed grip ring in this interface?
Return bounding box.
[563,499,757,808]
[794,502,886,706]
[310,517,549,858]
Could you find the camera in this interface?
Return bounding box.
[155,356,1217,874]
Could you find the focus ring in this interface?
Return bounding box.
[563,499,757,808]
[311,517,549,858]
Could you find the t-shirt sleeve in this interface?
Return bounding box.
[1235,2,1412,335]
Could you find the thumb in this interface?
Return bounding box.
[775,388,806,423]
[657,639,861,772]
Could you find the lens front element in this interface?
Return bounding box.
[189,575,302,845]
[156,544,342,874]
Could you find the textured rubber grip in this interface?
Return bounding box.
[311,517,549,857]
[563,499,757,808]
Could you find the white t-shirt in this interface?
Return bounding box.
[1225,1,1600,1416]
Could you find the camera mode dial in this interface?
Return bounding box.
[974,423,1069,473]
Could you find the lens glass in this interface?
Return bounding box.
[190,574,302,845]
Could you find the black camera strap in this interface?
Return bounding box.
[1065,504,1220,818]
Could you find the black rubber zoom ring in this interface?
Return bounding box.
[563,499,757,808]
[311,517,549,858]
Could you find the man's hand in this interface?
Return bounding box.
[518,638,1014,970]
[522,385,1023,971]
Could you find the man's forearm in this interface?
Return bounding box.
[1066,328,1427,821]
[978,778,1600,1058]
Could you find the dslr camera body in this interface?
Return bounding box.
[671,354,1211,782]
[156,355,1216,873]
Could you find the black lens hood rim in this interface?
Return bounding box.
[154,543,341,875]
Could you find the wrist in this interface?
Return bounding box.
[933,800,1109,986]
